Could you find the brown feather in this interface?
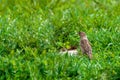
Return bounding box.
[79,32,92,59]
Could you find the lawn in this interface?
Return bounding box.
[0,0,120,80]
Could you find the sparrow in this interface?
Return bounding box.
[79,32,92,59]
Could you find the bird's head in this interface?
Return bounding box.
[79,32,86,38]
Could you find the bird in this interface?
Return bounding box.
[79,32,92,59]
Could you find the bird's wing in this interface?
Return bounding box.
[80,39,92,52]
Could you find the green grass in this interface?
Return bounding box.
[0,0,120,80]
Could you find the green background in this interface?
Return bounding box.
[0,0,120,80]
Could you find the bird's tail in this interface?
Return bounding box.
[88,53,92,60]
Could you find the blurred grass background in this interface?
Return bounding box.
[0,0,120,80]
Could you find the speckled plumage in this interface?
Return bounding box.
[79,32,92,59]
